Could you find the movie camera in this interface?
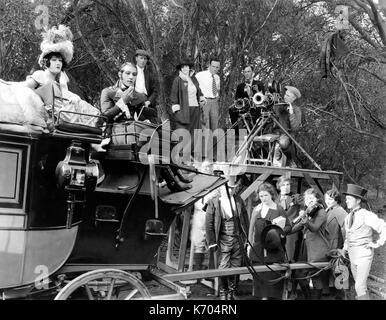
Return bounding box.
[231,80,285,114]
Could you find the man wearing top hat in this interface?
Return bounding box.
[133,49,159,111]
[342,184,386,300]
[205,179,242,300]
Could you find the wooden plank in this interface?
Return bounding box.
[177,210,191,272]
[303,173,324,198]
[165,218,177,268]
[157,261,178,274]
[224,163,342,180]
[314,178,325,195]
[297,177,302,194]
[58,264,149,274]
[240,170,272,201]
[163,263,329,282]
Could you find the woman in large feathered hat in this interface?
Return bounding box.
[0,25,76,131]
[23,25,101,131]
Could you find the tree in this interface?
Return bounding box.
[1,0,384,189]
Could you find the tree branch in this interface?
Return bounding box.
[93,0,142,48]
[348,16,379,48]
[305,105,386,143]
[242,0,279,52]
[332,63,360,128]
[366,0,386,45]
[73,0,115,84]
[359,66,386,85]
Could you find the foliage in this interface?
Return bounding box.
[1,0,385,190]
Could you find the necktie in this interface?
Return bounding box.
[349,208,359,228]
[212,74,218,97]
[280,195,287,210]
[245,82,252,97]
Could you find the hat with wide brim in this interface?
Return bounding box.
[284,86,301,99]
[176,58,194,70]
[261,224,285,252]
[135,49,150,59]
[343,184,368,201]
[38,25,74,67]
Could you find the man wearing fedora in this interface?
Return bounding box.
[272,85,302,168]
[133,49,159,112]
[342,184,386,300]
[205,181,242,300]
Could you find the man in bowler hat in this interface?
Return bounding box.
[342,184,386,300]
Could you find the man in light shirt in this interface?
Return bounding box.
[133,49,158,113]
[341,184,386,300]
[195,56,221,130]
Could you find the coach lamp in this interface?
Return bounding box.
[55,140,99,228]
[55,140,99,192]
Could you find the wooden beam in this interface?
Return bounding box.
[163,263,330,282]
[297,177,302,194]
[216,163,342,180]
[240,170,272,201]
[165,218,177,269]
[177,210,191,272]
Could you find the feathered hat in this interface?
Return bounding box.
[38,25,74,67]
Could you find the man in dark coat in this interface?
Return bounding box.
[276,175,303,262]
[229,65,265,135]
[275,175,304,299]
[133,49,159,111]
[270,85,302,167]
[100,62,158,129]
[205,184,242,300]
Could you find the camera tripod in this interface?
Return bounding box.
[232,106,322,170]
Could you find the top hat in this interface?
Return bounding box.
[176,58,194,70]
[284,86,301,100]
[135,49,150,59]
[261,224,285,252]
[343,184,368,201]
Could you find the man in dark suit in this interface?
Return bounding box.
[275,175,306,299]
[205,184,242,300]
[229,65,265,135]
[133,49,159,111]
[100,62,154,125]
[276,176,303,262]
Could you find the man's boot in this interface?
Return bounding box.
[193,252,205,271]
[219,288,228,300]
[299,282,311,300]
[219,277,229,300]
[161,166,192,192]
[228,276,238,300]
[173,168,193,183]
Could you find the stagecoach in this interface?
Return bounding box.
[0,88,347,300]
[0,113,228,300]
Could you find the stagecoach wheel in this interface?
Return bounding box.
[54,269,151,300]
